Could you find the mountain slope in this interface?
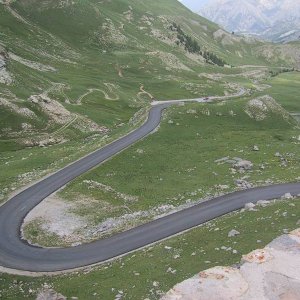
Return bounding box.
[0,0,269,149]
[198,0,300,43]
[0,0,299,152]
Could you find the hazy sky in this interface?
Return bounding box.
[179,0,210,11]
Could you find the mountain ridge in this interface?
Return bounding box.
[198,0,300,43]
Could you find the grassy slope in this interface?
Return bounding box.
[1,198,300,299]
[1,0,290,130]
[22,91,300,246]
[0,0,271,203]
[23,71,300,247]
[263,71,300,112]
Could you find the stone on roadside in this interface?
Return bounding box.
[256,200,270,207]
[244,202,256,211]
[281,193,293,200]
[235,179,252,189]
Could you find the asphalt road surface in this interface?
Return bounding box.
[0,98,299,273]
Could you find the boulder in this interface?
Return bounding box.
[228,229,240,237]
[244,202,256,210]
[281,193,293,200]
[36,288,66,300]
[233,160,253,170]
[256,200,270,207]
[235,179,252,189]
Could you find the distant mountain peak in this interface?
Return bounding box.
[198,0,300,43]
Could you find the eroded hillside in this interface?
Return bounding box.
[0,0,299,151]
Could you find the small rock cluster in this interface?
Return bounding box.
[215,157,253,174]
[36,286,66,300]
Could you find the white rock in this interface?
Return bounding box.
[281,193,293,200]
[256,200,270,207]
[233,160,253,170]
[36,288,66,300]
[244,202,256,210]
[253,145,259,151]
[228,229,240,238]
[217,185,229,190]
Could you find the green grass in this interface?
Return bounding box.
[64,99,299,205]
[0,106,149,204]
[2,2,275,208]
[1,198,300,299]
[263,71,300,112]
[21,92,299,247]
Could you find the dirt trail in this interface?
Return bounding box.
[137,85,155,101]
[75,84,119,105]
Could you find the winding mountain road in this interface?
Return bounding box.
[0,93,299,273]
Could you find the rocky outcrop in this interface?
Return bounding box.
[0,46,8,67]
[162,228,300,300]
[245,95,291,122]
[0,45,13,85]
[36,287,66,300]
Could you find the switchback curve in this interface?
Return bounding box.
[0,96,299,273]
